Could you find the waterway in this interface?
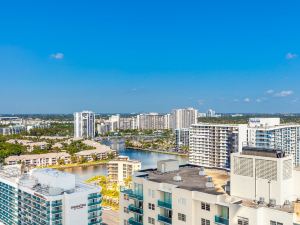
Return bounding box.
[61,143,188,180]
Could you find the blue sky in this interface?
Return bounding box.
[0,0,300,113]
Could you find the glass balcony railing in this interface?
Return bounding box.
[88,218,102,225]
[158,215,172,224]
[88,193,101,199]
[121,189,143,201]
[157,200,172,209]
[88,206,102,213]
[215,215,229,225]
[88,200,101,206]
[128,204,143,214]
[128,217,143,225]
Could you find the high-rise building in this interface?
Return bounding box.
[189,123,247,168]
[74,111,95,138]
[247,118,300,166]
[107,156,141,185]
[175,128,189,148]
[120,149,300,225]
[109,114,120,132]
[206,109,216,117]
[0,165,102,225]
[173,108,198,129]
[136,113,165,130]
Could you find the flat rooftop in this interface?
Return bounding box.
[0,165,99,197]
[138,164,229,195]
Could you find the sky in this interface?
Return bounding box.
[0,0,300,114]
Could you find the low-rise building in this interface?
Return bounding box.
[107,156,141,185]
[6,139,48,152]
[0,165,102,225]
[5,152,71,167]
[120,148,300,225]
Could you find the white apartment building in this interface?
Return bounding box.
[107,156,141,185]
[189,123,247,169]
[74,111,95,139]
[173,108,198,129]
[247,118,300,166]
[0,165,102,225]
[120,150,300,225]
[136,113,165,130]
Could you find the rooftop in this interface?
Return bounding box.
[0,165,99,197]
[138,164,229,195]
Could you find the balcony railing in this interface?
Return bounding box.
[121,188,143,201]
[158,215,172,224]
[128,204,143,214]
[157,200,172,209]
[88,193,101,199]
[88,206,102,213]
[215,215,229,225]
[88,200,101,206]
[128,217,143,225]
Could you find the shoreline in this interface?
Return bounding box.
[126,147,188,157]
[40,160,109,169]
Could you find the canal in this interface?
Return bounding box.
[61,147,188,180]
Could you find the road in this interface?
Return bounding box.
[102,209,119,225]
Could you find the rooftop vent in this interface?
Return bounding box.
[258,197,265,205]
[269,199,276,207]
[199,167,205,176]
[205,176,214,188]
[173,174,182,182]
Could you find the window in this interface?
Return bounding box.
[270,221,283,225]
[123,207,129,213]
[238,217,249,225]
[201,202,210,211]
[148,203,155,210]
[201,218,210,225]
[148,217,155,224]
[178,213,186,222]
[123,219,129,225]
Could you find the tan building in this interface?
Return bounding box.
[107,156,141,185]
[5,152,71,167]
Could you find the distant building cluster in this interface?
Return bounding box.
[0,116,50,135]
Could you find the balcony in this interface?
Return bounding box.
[88,218,102,225]
[215,215,229,225]
[88,206,102,213]
[121,189,143,201]
[128,204,143,214]
[88,193,101,199]
[128,217,143,225]
[88,200,101,206]
[158,215,172,224]
[157,200,172,209]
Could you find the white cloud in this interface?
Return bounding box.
[286,52,298,60]
[266,89,274,94]
[244,98,251,103]
[274,90,293,97]
[50,52,64,60]
[256,98,262,103]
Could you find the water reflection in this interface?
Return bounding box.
[60,139,188,180]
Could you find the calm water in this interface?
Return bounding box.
[61,147,188,180]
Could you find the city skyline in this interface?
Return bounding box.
[0,1,300,113]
